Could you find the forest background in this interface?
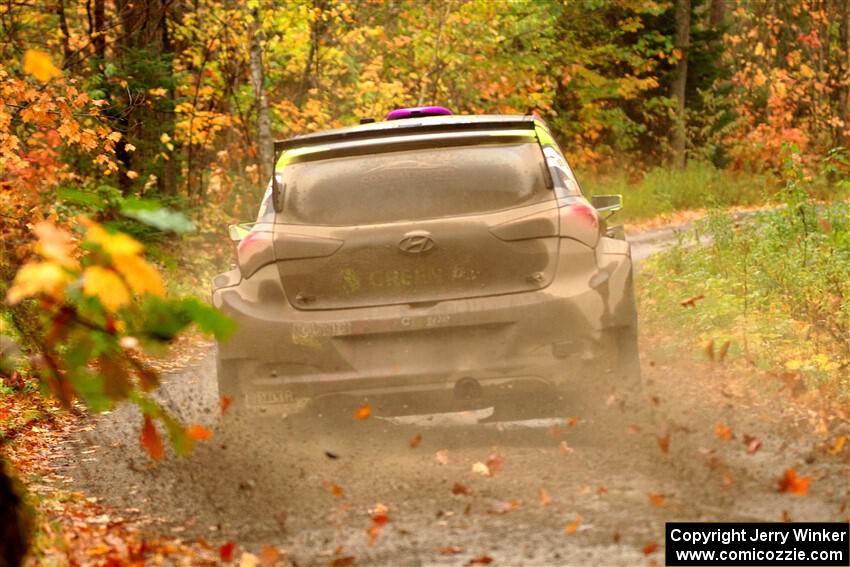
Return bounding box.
[1,0,849,564]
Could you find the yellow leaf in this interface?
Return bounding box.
[754,42,765,57]
[6,262,72,304]
[33,222,75,266]
[23,49,62,82]
[86,224,143,258]
[126,170,139,179]
[112,254,164,296]
[83,266,130,311]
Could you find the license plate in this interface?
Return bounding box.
[245,389,308,408]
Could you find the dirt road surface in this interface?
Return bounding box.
[51,231,849,566]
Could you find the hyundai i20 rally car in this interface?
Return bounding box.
[212,108,640,418]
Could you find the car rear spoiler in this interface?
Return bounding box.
[272,115,539,156]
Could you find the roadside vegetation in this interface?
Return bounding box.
[639,148,850,396]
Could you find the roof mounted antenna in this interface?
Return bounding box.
[384,106,453,121]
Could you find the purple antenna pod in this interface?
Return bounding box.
[384,106,453,121]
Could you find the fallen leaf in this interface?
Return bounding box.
[220,542,236,562]
[657,432,670,454]
[435,449,449,465]
[472,462,490,476]
[220,395,233,415]
[490,499,521,514]
[549,424,563,437]
[467,556,493,565]
[367,503,389,546]
[187,424,213,441]
[714,422,734,441]
[485,452,504,476]
[829,435,849,455]
[777,468,811,496]
[559,441,574,455]
[627,424,641,434]
[452,483,470,496]
[648,494,665,507]
[440,545,462,555]
[568,416,579,426]
[782,510,792,522]
[325,450,339,459]
[239,552,259,567]
[260,546,281,566]
[141,415,164,461]
[331,557,355,567]
[409,433,422,448]
[643,542,658,555]
[539,487,552,507]
[613,532,621,543]
[323,480,343,497]
[354,404,371,420]
[680,293,705,308]
[597,486,608,495]
[564,515,582,534]
[743,434,762,455]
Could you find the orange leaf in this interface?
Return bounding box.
[714,422,734,441]
[331,556,355,567]
[468,556,493,565]
[323,480,343,497]
[452,483,470,496]
[354,404,371,420]
[777,468,811,496]
[657,433,670,454]
[408,433,422,448]
[643,542,658,555]
[648,494,665,507]
[680,293,705,308]
[260,546,281,566]
[141,415,164,461]
[539,487,552,507]
[564,515,582,534]
[186,425,213,441]
[440,545,462,555]
[568,416,579,426]
[220,395,233,415]
[485,452,504,476]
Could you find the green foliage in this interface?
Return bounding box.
[640,149,850,390]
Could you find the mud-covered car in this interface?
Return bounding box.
[212,110,639,418]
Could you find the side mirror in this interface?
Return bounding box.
[228,222,254,242]
[591,194,622,214]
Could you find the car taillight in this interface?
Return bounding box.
[559,202,600,248]
[236,230,275,278]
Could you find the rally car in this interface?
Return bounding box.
[212,107,640,419]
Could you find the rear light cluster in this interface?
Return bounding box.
[236,230,275,278]
[559,201,601,248]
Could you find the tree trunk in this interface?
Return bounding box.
[93,0,105,59]
[57,0,72,64]
[114,0,177,196]
[709,0,726,27]
[838,0,850,147]
[250,5,273,184]
[0,459,29,567]
[671,0,691,169]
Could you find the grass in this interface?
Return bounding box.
[578,162,779,222]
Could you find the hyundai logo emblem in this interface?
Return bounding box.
[398,231,435,254]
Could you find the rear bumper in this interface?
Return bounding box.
[212,237,635,408]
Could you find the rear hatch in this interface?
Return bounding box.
[273,132,560,310]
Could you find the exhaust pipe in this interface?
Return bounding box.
[454,377,482,400]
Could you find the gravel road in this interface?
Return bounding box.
[55,229,849,566]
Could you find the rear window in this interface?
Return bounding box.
[278,142,551,225]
